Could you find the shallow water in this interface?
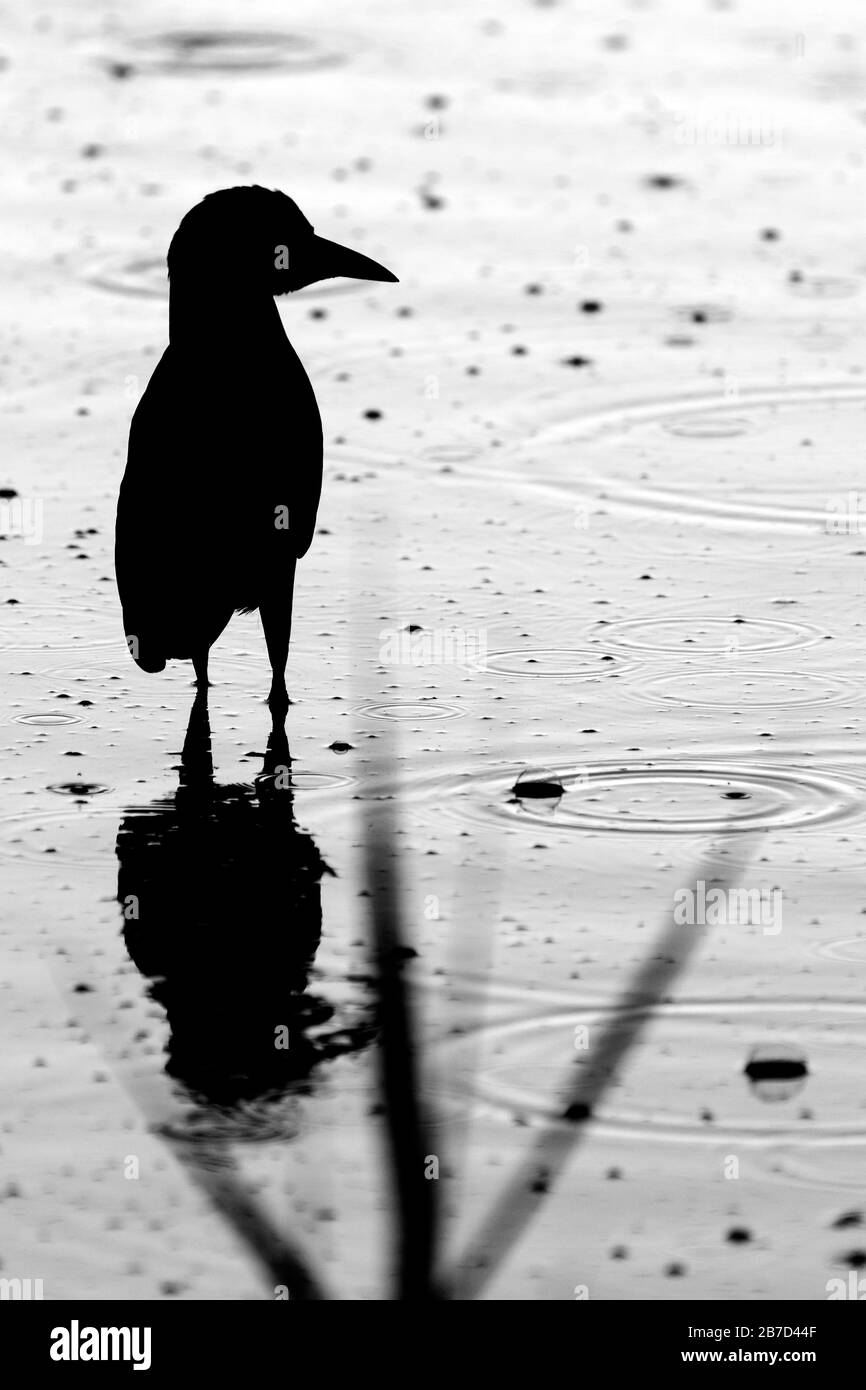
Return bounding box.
[3,0,866,1301]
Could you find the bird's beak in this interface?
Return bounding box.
[300,234,398,286]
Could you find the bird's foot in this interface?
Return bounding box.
[192,654,211,688]
[267,681,292,717]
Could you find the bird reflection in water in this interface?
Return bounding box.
[115,695,374,1126]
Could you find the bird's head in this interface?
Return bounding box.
[167,185,398,295]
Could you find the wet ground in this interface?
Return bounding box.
[3,0,866,1299]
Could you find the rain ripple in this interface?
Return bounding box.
[438,998,866,1146]
[378,757,866,837]
[93,29,349,77]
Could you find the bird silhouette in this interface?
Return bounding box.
[115,695,376,1114]
[115,185,397,712]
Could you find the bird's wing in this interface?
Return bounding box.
[115,355,174,665]
[275,349,323,560]
[116,351,215,664]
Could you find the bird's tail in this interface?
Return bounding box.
[123,620,166,673]
[134,648,167,674]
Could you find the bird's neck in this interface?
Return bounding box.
[168,286,289,356]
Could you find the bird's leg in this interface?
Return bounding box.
[192,648,211,689]
[261,608,292,714]
[261,567,295,715]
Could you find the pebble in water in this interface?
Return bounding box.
[726,1227,752,1244]
[47,781,109,797]
[744,1044,809,1102]
[510,776,565,800]
[831,1211,863,1229]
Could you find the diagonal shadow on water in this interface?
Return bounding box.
[443,829,759,1300]
[363,768,441,1300]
